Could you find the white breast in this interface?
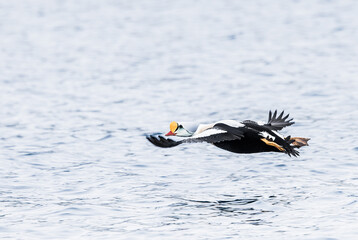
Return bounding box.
[194,123,214,135]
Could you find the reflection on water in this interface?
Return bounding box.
[184,197,265,224]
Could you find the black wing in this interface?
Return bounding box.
[146,125,243,148]
[264,110,294,131]
[241,121,299,157]
[146,135,181,148]
[212,123,245,139]
[183,131,241,144]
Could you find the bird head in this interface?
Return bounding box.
[165,121,193,137]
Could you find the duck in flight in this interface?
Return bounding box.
[146,110,310,157]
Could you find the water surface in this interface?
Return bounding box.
[1,0,358,239]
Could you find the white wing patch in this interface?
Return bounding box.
[257,121,265,125]
[182,127,240,144]
[190,128,227,139]
[192,120,243,136]
[259,131,276,141]
[272,130,284,139]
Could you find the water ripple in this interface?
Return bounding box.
[1,0,358,239]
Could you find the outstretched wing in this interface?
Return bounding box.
[182,128,242,144]
[146,135,181,148]
[212,123,245,138]
[264,110,294,131]
[146,125,243,148]
[241,120,299,157]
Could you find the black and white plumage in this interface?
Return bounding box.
[146,110,310,157]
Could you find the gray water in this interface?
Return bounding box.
[1,0,358,239]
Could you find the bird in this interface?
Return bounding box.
[146,110,310,157]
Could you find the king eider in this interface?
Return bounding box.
[146,110,310,157]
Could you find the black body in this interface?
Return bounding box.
[213,131,280,154]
